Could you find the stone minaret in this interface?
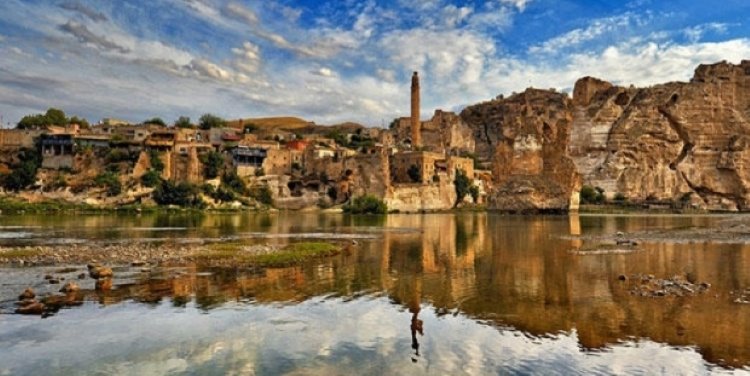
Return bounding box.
[410,71,421,148]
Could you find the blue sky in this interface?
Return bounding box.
[1,0,749,127]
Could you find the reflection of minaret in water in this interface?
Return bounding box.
[410,305,423,363]
[408,277,424,363]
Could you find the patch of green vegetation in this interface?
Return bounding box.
[1,147,41,192]
[194,241,341,267]
[0,196,95,213]
[343,195,387,214]
[253,242,339,267]
[153,180,204,207]
[580,185,605,204]
[94,172,122,196]
[200,151,225,179]
[141,170,161,187]
[0,248,42,259]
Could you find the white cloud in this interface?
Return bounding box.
[223,1,258,26]
[376,69,397,82]
[529,13,637,54]
[380,28,493,84]
[499,0,532,11]
[231,41,261,73]
[683,23,730,43]
[311,67,335,77]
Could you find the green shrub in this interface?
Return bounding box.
[251,185,273,206]
[94,172,122,196]
[2,148,41,191]
[254,168,265,177]
[105,149,133,164]
[174,116,192,128]
[454,168,472,206]
[580,185,605,204]
[469,185,480,203]
[149,150,165,172]
[221,171,246,195]
[343,195,387,214]
[200,151,225,179]
[198,113,227,130]
[144,117,166,126]
[153,180,203,207]
[141,170,161,187]
[613,192,627,203]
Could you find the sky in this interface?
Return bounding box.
[1,0,750,127]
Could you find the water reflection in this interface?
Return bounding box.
[1,213,750,373]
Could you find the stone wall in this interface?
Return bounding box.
[0,130,41,150]
[384,182,456,212]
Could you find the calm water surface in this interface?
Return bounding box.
[0,212,749,375]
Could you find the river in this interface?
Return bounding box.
[0,212,748,375]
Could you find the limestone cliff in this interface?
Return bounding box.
[461,89,580,212]
[569,60,750,210]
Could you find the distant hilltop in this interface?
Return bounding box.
[225,116,312,130]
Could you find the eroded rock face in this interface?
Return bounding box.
[461,88,581,212]
[569,60,750,210]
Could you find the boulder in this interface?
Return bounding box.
[88,266,113,279]
[18,287,35,300]
[59,281,80,293]
[15,301,45,315]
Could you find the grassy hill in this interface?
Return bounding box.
[226,117,312,130]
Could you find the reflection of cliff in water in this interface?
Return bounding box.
[32,213,750,368]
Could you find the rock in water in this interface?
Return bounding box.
[15,301,45,315]
[95,278,113,291]
[89,266,113,279]
[18,287,35,300]
[59,281,80,293]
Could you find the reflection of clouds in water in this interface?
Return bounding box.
[0,298,721,375]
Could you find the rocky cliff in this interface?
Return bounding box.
[569,60,750,211]
[461,89,581,212]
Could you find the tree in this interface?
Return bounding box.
[153,180,203,207]
[454,168,472,207]
[250,185,273,206]
[199,113,227,130]
[221,171,246,195]
[17,108,67,129]
[1,148,41,191]
[44,108,67,126]
[174,116,192,128]
[141,170,161,187]
[200,151,225,179]
[407,164,421,183]
[69,116,90,129]
[94,172,122,196]
[149,150,165,173]
[469,185,480,203]
[243,123,258,133]
[144,117,166,126]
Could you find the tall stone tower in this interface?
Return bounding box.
[410,71,421,148]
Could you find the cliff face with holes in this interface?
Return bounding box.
[568,61,750,211]
[461,88,581,212]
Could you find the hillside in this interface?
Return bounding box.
[226,117,313,130]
